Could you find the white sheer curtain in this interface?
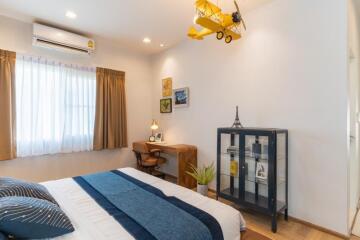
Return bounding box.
[15,54,96,157]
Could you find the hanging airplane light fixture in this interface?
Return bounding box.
[188,0,246,44]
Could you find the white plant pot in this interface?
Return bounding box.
[197,184,208,196]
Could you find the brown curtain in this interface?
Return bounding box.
[0,49,16,160]
[93,67,128,150]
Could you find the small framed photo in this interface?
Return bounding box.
[255,162,268,182]
[162,78,172,97]
[173,87,189,108]
[155,133,163,142]
[160,98,172,113]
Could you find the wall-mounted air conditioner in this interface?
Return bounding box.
[32,23,95,55]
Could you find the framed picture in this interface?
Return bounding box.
[155,133,163,142]
[173,87,189,108]
[160,98,172,113]
[255,162,268,182]
[162,78,172,97]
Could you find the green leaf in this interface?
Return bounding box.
[186,162,215,185]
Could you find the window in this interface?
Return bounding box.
[15,54,96,157]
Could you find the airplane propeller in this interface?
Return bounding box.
[233,0,246,31]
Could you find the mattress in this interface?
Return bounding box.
[42,168,245,240]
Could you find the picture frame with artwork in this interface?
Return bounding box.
[162,78,172,97]
[160,98,172,113]
[155,133,163,142]
[173,87,189,108]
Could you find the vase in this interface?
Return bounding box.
[197,184,208,196]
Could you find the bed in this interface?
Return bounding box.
[41,168,245,240]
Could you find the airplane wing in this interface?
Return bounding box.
[188,26,214,40]
[190,17,241,40]
[196,17,222,33]
[195,0,221,17]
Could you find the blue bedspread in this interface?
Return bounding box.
[73,170,224,240]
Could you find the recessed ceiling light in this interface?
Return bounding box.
[143,37,151,44]
[66,11,77,19]
[160,43,165,47]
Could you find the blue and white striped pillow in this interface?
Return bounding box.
[0,177,58,205]
[0,197,74,239]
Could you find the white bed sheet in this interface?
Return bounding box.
[42,168,245,240]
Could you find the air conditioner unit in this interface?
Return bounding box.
[32,23,95,55]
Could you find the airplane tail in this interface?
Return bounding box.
[187,26,203,40]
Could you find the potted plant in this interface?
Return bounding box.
[186,163,215,196]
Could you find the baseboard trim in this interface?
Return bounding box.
[350,198,360,234]
[209,188,349,239]
[287,216,349,239]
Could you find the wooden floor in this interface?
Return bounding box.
[161,174,358,240]
[240,210,358,240]
[206,191,359,240]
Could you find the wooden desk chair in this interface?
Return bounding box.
[132,141,166,179]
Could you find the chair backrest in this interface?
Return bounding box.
[132,142,150,167]
[133,141,150,154]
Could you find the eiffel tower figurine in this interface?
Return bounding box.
[231,106,243,128]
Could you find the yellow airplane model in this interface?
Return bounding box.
[188,0,246,43]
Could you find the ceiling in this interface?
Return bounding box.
[0,0,272,55]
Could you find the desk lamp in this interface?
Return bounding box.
[149,120,159,142]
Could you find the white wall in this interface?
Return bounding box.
[151,0,349,235]
[348,0,360,230]
[0,15,153,182]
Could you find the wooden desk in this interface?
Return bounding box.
[145,142,197,189]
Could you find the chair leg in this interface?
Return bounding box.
[148,167,155,175]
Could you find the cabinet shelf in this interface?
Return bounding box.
[220,173,286,186]
[220,187,239,199]
[220,188,286,212]
[245,177,286,186]
[221,152,269,161]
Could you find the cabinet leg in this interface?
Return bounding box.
[284,208,288,221]
[271,214,277,233]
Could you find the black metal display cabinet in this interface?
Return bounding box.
[216,128,288,233]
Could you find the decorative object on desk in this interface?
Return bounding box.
[255,162,268,183]
[186,163,215,196]
[160,98,172,113]
[162,77,173,97]
[155,132,163,142]
[231,106,243,128]
[173,87,189,108]
[149,120,159,142]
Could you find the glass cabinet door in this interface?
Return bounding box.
[218,132,240,199]
[242,134,270,209]
[276,133,287,211]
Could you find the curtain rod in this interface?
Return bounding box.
[16,51,97,71]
